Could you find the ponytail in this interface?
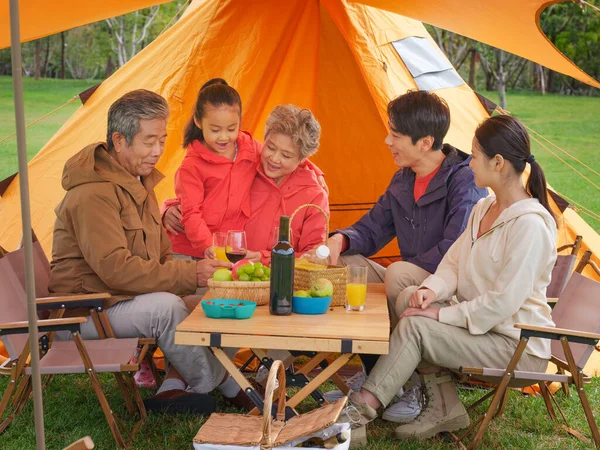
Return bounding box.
[183,78,242,148]
[475,115,556,226]
[526,159,556,224]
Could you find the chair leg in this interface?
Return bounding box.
[539,382,557,421]
[72,331,127,448]
[114,373,136,415]
[495,388,510,418]
[557,367,569,397]
[469,337,529,450]
[0,363,21,433]
[560,337,600,448]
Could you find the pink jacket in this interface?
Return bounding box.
[245,163,330,265]
[169,131,261,258]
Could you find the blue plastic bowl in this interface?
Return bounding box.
[292,295,332,315]
[201,299,257,319]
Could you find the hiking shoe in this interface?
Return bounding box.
[394,372,470,440]
[143,389,216,415]
[382,384,424,423]
[323,371,367,402]
[337,391,378,429]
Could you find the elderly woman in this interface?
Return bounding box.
[163,104,328,266]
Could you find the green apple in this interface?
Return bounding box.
[238,273,251,282]
[294,290,311,298]
[309,278,334,297]
[213,268,233,282]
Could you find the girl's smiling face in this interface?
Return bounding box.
[196,104,240,157]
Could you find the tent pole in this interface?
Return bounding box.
[9,0,45,448]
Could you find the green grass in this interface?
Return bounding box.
[0,78,599,448]
[0,76,98,180]
[0,374,598,449]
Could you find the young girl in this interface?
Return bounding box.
[167,78,261,259]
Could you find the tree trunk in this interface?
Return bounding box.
[34,40,41,80]
[546,69,556,93]
[105,56,115,78]
[538,64,546,95]
[42,38,50,77]
[60,32,66,79]
[468,49,476,89]
[495,49,507,109]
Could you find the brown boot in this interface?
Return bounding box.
[394,371,469,440]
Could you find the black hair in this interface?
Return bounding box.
[183,78,242,148]
[475,115,556,224]
[387,90,450,150]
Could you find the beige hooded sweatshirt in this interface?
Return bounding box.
[421,196,557,359]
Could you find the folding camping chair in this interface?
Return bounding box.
[546,235,582,300]
[3,233,162,384]
[451,255,600,449]
[0,261,151,448]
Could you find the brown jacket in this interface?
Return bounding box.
[49,143,197,296]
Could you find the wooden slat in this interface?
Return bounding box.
[175,332,389,355]
[37,293,111,303]
[0,317,87,330]
[515,324,600,340]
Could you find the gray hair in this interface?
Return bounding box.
[264,105,321,159]
[106,89,169,149]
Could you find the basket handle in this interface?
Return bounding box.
[260,360,287,450]
[288,203,329,248]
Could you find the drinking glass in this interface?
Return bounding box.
[346,265,368,311]
[226,230,248,263]
[212,232,228,262]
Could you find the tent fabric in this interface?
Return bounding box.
[0,0,598,371]
[1,0,598,89]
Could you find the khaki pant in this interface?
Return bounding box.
[362,286,549,406]
[339,254,386,283]
[77,292,232,394]
[384,261,431,329]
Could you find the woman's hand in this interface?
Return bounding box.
[399,306,440,322]
[163,204,184,235]
[409,288,437,309]
[245,251,263,263]
[204,246,216,260]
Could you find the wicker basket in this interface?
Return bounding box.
[193,360,348,449]
[290,204,347,307]
[207,279,269,306]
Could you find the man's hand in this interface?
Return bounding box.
[196,259,232,287]
[399,306,440,322]
[326,233,345,265]
[204,246,216,260]
[163,204,184,235]
[409,288,437,309]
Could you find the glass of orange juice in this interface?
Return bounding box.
[212,232,228,262]
[346,265,368,311]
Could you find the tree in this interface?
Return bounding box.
[106,6,160,67]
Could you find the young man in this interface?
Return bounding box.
[326,90,487,421]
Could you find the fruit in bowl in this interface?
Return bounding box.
[213,260,270,282]
[309,278,334,297]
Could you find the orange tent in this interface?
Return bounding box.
[0,0,599,373]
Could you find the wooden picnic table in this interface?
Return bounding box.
[175,283,390,413]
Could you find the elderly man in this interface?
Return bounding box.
[49,89,248,412]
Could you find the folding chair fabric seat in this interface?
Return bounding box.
[546,254,576,298]
[25,338,139,375]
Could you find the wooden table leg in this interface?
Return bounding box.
[211,347,254,392]
[286,353,353,409]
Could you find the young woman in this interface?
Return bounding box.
[342,115,557,440]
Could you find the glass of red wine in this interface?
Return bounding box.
[226,230,248,263]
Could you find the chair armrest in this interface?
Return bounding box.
[0,317,87,336]
[515,323,600,346]
[36,293,111,311]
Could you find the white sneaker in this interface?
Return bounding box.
[323,371,367,403]
[382,384,424,423]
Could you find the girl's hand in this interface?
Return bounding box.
[409,288,437,309]
[245,251,263,263]
[204,246,216,260]
[399,307,440,322]
[163,204,184,235]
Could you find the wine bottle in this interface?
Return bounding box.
[297,431,350,448]
[270,216,294,316]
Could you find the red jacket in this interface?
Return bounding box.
[169,131,261,258]
[245,163,330,265]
